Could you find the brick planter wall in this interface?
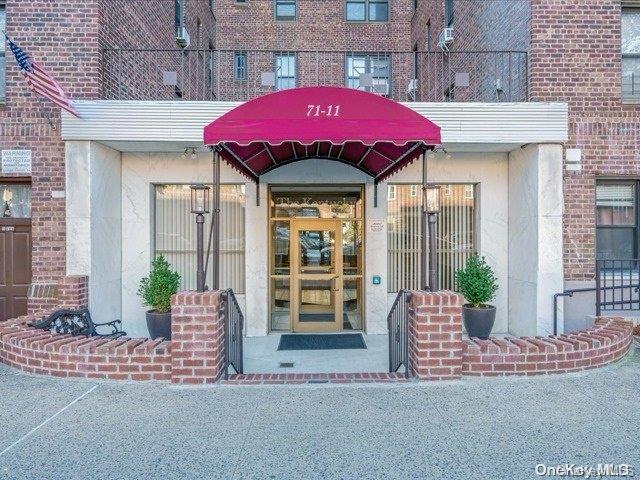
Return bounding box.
[0,317,171,381]
[462,318,633,377]
[408,291,464,380]
[407,291,633,380]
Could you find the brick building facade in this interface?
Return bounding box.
[0,0,214,318]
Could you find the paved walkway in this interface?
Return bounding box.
[0,344,639,480]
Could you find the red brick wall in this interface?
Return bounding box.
[410,0,529,101]
[462,317,633,376]
[99,0,216,100]
[1,1,101,285]
[170,290,226,384]
[529,0,640,280]
[408,290,463,380]
[1,0,214,309]
[214,0,414,100]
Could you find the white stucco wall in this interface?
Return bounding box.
[508,144,564,336]
[66,141,122,325]
[118,151,510,336]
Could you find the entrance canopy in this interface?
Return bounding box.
[203,86,441,183]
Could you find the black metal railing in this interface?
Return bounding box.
[553,259,640,334]
[595,259,640,315]
[222,289,244,378]
[388,289,411,378]
[101,48,528,103]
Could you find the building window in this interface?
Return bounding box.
[275,0,296,20]
[346,0,388,22]
[346,53,390,96]
[387,184,476,292]
[0,2,5,101]
[622,8,640,102]
[1,183,31,218]
[275,53,296,90]
[234,52,247,81]
[154,184,246,293]
[444,0,454,26]
[596,180,639,260]
[174,0,184,32]
[208,40,215,90]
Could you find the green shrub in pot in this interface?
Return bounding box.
[455,255,498,339]
[138,255,180,339]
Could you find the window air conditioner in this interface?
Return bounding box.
[437,27,454,50]
[175,26,191,49]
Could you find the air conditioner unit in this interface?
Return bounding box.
[406,78,418,94]
[437,27,454,50]
[175,26,191,49]
[406,78,418,100]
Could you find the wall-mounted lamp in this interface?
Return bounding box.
[183,147,198,159]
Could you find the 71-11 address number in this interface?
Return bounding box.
[307,105,341,117]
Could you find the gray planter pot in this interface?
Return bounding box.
[462,304,496,339]
[146,310,172,340]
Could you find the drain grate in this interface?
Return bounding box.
[279,362,294,368]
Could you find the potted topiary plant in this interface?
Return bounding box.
[455,254,499,339]
[137,255,180,340]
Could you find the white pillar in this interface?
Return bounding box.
[65,141,122,324]
[508,144,564,336]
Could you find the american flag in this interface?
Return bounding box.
[5,35,79,117]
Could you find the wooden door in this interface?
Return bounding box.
[0,219,32,321]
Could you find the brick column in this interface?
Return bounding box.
[57,276,89,309]
[170,291,226,385]
[408,291,463,380]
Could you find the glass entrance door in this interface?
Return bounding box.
[291,219,342,332]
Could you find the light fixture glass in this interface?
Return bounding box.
[425,185,441,214]
[190,184,211,214]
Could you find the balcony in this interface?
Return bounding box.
[101,49,528,103]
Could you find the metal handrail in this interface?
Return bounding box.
[387,289,411,378]
[222,288,244,379]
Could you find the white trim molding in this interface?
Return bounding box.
[61,101,568,152]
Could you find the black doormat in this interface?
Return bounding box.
[277,333,367,351]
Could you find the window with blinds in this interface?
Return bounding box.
[154,184,246,293]
[387,184,476,293]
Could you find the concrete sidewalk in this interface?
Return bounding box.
[0,347,638,480]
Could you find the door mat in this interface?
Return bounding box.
[277,333,367,351]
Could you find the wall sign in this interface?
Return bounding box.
[1,150,32,174]
[367,219,385,233]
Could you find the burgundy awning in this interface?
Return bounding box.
[203,86,441,182]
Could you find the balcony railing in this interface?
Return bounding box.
[102,49,528,103]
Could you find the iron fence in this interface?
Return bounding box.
[222,288,244,378]
[595,259,640,316]
[101,48,528,103]
[388,289,411,378]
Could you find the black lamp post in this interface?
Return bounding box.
[425,184,441,291]
[190,184,211,292]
